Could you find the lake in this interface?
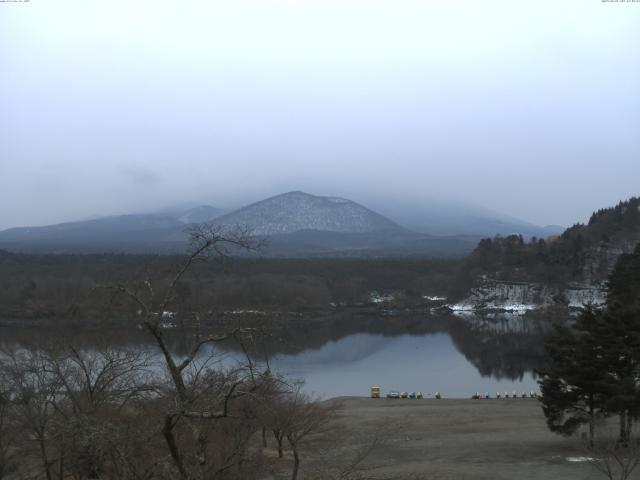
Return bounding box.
[264,332,539,398]
[0,310,555,399]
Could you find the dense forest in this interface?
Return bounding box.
[3,197,640,319]
[451,197,640,298]
[0,251,457,321]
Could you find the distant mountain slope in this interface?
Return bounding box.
[0,203,224,250]
[0,192,519,258]
[0,214,187,252]
[213,191,404,235]
[0,214,182,241]
[0,192,419,255]
[365,198,564,237]
[261,229,478,258]
[173,205,223,224]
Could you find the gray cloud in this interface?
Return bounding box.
[118,165,163,188]
[0,1,638,230]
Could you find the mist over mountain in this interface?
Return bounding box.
[0,191,561,257]
[172,205,224,224]
[362,197,563,237]
[0,214,185,248]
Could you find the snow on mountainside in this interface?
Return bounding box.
[213,191,404,235]
[0,193,474,256]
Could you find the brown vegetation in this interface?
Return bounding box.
[0,225,387,480]
[0,249,456,321]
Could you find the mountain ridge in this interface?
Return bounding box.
[212,191,404,236]
[0,191,557,257]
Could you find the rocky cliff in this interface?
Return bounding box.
[451,277,606,312]
[451,197,640,312]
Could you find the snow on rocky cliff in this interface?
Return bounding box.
[449,278,606,313]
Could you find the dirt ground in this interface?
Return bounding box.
[285,397,622,480]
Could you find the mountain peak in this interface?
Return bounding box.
[214,191,403,236]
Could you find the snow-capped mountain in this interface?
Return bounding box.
[0,192,479,257]
[213,191,403,235]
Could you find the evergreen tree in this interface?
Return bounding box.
[537,307,609,446]
[599,243,640,445]
[538,243,640,445]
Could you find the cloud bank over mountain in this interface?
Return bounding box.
[1,1,638,230]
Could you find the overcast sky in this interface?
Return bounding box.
[0,0,639,230]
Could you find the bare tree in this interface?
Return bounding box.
[105,225,269,480]
[0,225,292,480]
[47,345,155,413]
[47,346,158,480]
[0,382,18,480]
[0,344,161,480]
[310,423,392,480]
[0,348,65,480]
[585,432,640,480]
[256,376,298,459]
[314,429,388,480]
[279,388,334,480]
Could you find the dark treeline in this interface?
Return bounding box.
[4,197,640,317]
[0,251,458,320]
[451,197,640,298]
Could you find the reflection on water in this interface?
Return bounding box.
[0,310,562,398]
[268,332,539,398]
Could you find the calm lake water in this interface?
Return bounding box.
[0,310,555,399]
[265,332,539,398]
[196,311,551,398]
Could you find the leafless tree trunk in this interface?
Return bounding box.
[0,348,62,480]
[309,418,393,480]
[585,430,640,480]
[289,441,300,480]
[280,387,334,480]
[1,225,277,480]
[104,224,266,480]
[273,428,285,458]
[1,341,161,480]
[0,387,17,480]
